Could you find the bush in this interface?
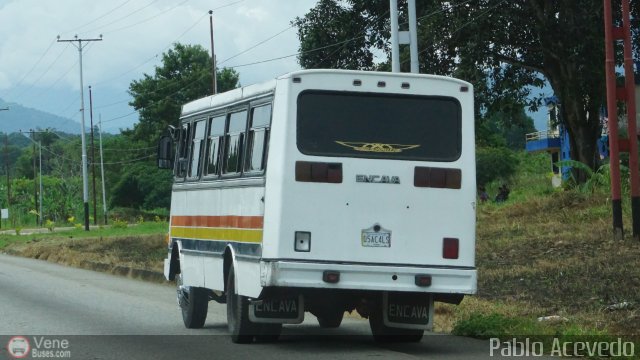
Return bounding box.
[476,147,520,186]
[111,218,128,229]
[452,313,521,338]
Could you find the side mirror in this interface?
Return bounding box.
[157,136,174,169]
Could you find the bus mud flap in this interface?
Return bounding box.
[383,292,434,330]
[249,295,304,324]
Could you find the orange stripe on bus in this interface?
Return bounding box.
[170,215,264,229]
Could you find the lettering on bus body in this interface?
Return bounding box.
[356,174,400,184]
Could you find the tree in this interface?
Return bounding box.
[292,0,386,70]
[482,109,537,151]
[115,43,241,210]
[294,0,640,181]
[128,43,240,144]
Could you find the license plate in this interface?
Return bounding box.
[361,224,391,247]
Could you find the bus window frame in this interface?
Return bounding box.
[174,121,191,182]
[220,105,249,179]
[243,99,273,176]
[202,111,227,180]
[186,118,207,181]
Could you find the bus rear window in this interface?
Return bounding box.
[297,91,461,162]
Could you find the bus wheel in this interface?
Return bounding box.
[226,266,258,343]
[317,311,344,328]
[368,303,423,343]
[176,273,208,328]
[254,323,282,343]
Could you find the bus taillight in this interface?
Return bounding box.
[443,238,459,259]
[414,167,461,189]
[295,161,343,183]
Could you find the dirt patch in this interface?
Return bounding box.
[4,234,167,283]
[474,190,640,336]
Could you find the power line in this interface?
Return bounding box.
[32,59,79,99]
[78,0,160,35]
[0,39,57,99]
[91,11,209,88]
[103,153,154,165]
[408,0,507,64]
[218,25,294,65]
[61,0,133,36]
[11,43,71,101]
[101,0,191,35]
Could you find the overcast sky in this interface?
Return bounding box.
[0,0,318,133]
[0,0,549,134]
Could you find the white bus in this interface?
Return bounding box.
[157,69,477,343]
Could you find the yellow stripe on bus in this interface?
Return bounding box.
[170,226,263,243]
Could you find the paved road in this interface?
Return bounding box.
[0,254,538,359]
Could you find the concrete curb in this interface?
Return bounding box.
[3,248,167,284]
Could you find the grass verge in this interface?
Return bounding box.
[0,222,169,282]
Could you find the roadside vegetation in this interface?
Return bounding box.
[3,150,640,346]
[433,151,640,356]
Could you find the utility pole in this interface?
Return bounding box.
[22,129,42,226]
[1,108,9,210]
[3,134,10,208]
[209,10,217,94]
[38,140,42,226]
[389,0,419,73]
[1,108,10,229]
[89,86,97,225]
[31,130,38,226]
[57,34,102,231]
[99,115,107,225]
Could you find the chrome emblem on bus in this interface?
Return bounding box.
[335,141,420,153]
[356,175,400,184]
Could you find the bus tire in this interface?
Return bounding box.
[254,324,282,343]
[317,311,344,328]
[176,273,208,329]
[226,266,258,343]
[368,303,423,343]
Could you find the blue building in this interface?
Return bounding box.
[525,96,571,186]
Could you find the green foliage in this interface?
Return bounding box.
[481,109,536,150]
[127,43,240,144]
[293,0,382,70]
[558,160,617,195]
[452,313,523,338]
[111,218,128,229]
[295,1,640,176]
[45,219,55,232]
[476,147,520,186]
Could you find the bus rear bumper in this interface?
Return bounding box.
[260,260,477,294]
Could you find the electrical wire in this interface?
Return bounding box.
[102,0,191,35]
[218,25,295,65]
[0,39,57,99]
[78,0,161,35]
[407,0,507,64]
[61,0,133,36]
[11,43,71,101]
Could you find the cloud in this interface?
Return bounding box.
[235,5,269,22]
[0,0,319,127]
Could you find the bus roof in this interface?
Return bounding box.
[181,79,276,117]
[180,69,471,118]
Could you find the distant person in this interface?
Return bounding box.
[495,184,510,203]
[478,185,489,203]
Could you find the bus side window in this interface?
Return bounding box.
[175,122,191,179]
[205,115,226,177]
[187,119,206,179]
[245,103,272,173]
[223,110,247,175]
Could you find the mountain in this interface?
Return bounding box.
[0,98,81,134]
